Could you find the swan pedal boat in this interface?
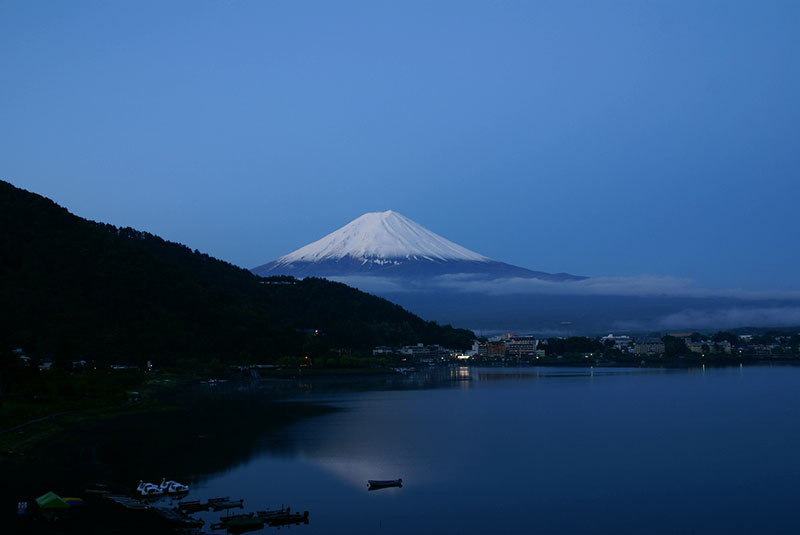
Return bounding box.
[159,477,189,494]
[136,481,164,497]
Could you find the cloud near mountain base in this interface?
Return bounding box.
[331,274,800,300]
[613,306,800,331]
[328,274,800,332]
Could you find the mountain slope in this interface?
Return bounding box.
[0,181,474,363]
[253,210,585,281]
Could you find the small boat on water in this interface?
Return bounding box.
[218,516,264,533]
[178,496,231,512]
[218,512,254,523]
[210,512,259,531]
[257,506,290,520]
[367,478,403,490]
[178,499,207,513]
[266,510,309,527]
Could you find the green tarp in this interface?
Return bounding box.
[35,491,70,510]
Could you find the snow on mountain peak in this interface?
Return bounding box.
[276,210,491,265]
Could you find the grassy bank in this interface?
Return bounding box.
[0,359,364,453]
[0,398,168,453]
[0,366,212,453]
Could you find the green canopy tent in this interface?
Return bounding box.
[35,491,70,510]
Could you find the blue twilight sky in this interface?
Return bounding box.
[2,1,799,291]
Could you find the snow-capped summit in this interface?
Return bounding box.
[252,211,585,282]
[275,210,490,265]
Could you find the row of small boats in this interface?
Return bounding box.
[96,481,314,532]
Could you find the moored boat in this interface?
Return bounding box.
[217,512,254,523]
[367,478,403,490]
[179,496,231,512]
[266,510,309,527]
[256,506,289,520]
[211,515,263,531]
[178,499,207,513]
[210,498,244,511]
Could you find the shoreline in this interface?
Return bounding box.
[3,358,798,453]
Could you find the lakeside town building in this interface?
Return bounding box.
[369,331,797,363]
[634,338,665,355]
[686,340,732,354]
[601,334,634,352]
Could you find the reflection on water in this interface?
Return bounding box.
[6,365,800,534]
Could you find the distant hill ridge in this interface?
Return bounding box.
[0,180,474,363]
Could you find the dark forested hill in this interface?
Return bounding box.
[0,181,474,365]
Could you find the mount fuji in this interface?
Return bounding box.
[252,210,585,282]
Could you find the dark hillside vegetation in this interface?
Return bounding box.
[0,180,474,367]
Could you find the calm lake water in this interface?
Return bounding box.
[183,365,800,534]
[6,365,800,534]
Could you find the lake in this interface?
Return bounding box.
[187,365,800,534]
[6,365,800,534]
